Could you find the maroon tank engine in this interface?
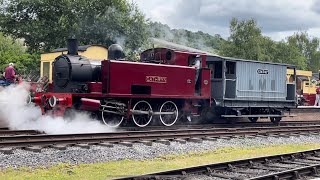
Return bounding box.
[33,39,211,127]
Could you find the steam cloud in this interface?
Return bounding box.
[0,83,115,134]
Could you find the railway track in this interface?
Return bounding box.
[2,120,320,135]
[121,120,320,131]
[2,125,320,153]
[117,148,320,180]
[0,128,41,136]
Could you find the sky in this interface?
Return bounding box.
[132,0,320,41]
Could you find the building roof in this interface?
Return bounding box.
[51,44,108,53]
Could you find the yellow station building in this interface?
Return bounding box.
[287,69,317,94]
[40,45,108,82]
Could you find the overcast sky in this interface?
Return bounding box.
[132,0,320,41]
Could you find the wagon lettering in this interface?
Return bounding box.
[146,76,167,83]
[259,79,267,90]
[257,68,269,74]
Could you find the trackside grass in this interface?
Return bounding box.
[1,143,320,180]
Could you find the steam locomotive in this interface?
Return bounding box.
[32,39,297,127]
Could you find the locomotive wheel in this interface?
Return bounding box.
[159,101,179,127]
[248,117,258,123]
[132,100,153,127]
[101,105,124,128]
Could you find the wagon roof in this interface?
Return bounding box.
[207,54,296,67]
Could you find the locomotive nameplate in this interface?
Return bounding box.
[146,76,167,83]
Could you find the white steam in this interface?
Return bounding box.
[0,83,115,134]
[115,36,126,47]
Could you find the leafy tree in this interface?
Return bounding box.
[287,32,320,72]
[0,0,149,52]
[0,32,40,75]
[220,18,308,69]
[220,18,265,60]
[273,41,307,69]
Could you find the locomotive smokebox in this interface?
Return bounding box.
[108,44,124,60]
[67,38,79,55]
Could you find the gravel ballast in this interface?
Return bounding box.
[0,134,320,169]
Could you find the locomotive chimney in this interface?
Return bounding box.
[67,38,79,55]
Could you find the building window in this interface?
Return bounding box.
[42,62,50,78]
[214,61,222,78]
[226,61,235,74]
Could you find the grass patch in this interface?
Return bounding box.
[1,143,320,180]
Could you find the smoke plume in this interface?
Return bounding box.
[0,83,115,134]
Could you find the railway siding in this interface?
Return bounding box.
[1,125,320,149]
[0,134,320,175]
[118,148,320,180]
[1,126,320,170]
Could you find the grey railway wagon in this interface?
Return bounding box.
[206,55,296,110]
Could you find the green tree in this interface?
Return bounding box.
[0,0,149,52]
[220,18,308,69]
[220,18,265,60]
[0,32,40,75]
[273,41,307,69]
[287,32,320,72]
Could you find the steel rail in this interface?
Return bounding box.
[116,148,320,180]
[120,120,320,131]
[2,120,320,133]
[1,125,320,148]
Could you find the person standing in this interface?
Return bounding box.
[193,55,201,83]
[4,63,16,85]
[315,86,320,106]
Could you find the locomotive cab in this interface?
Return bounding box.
[140,48,210,95]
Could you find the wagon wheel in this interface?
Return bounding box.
[159,101,179,127]
[132,100,153,127]
[248,117,258,123]
[101,103,124,128]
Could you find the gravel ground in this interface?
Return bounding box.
[1,134,320,169]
